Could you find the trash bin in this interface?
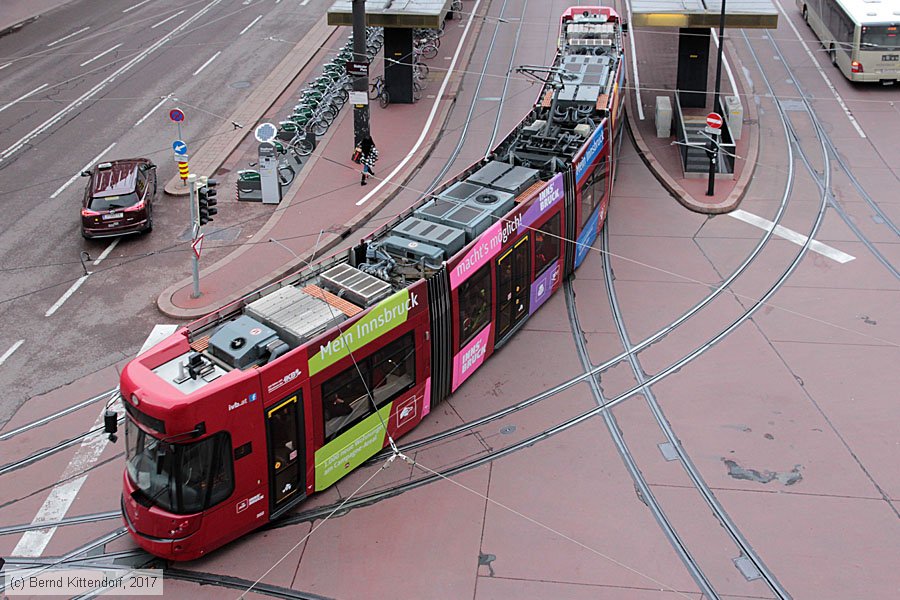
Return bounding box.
[655,96,672,138]
[725,95,743,140]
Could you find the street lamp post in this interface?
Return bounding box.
[352,0,370,147]
[707,0,727,197]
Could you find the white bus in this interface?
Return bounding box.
[796,0,900,84]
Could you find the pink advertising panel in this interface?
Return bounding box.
[450,215,520,290]
[451,325,492,391]
[423,377,432,417]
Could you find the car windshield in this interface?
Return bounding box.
[89,192,139,212]
[125,419,233,514]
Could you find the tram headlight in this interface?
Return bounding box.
[130,394,140,407]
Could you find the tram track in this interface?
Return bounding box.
[746,30,900,279]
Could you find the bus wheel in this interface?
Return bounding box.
[802,6,808,23]
[829,44,837,66]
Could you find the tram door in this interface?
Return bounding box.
[266,394,305,513]
[496,236,531,340]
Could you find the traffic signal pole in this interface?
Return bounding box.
[352,0,370,146]
[187,174,201,298]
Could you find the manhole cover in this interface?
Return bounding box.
[230,80,252,89]
[499,425,516,435]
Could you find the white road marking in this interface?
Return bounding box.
[0,83,49,115]
[729,209,856,263]
[134,93,172,127]
[93,238,120,265]
[772,0,866,138]
[301,0,311,5]
[45,275,89,317]
[193,51,221,76]
[79,43,123,67]
[11,326,170,558]
[47,27,90,47]
[240,15,263,35]
[50,142,116,199]
[0,62,12,71]
[623,0,643,120]
[0,340,24,367]
[0,0,227,164]
[151,9,185,29]
[123,0,152,12]
[356,0,484,206]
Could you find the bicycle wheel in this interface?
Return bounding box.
[278,166,294,186]
[368,82,379,100]
[413,81,423,101]
[414,61,429,79]
[312,117,329,136]
[296,138,314,156]
[379,89,390,109]
[421,43,438,60]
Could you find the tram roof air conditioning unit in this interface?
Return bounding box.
[437,181,483,205]
[246,285,346,348]
[443,204,494,242]
[381,235,445,266]
[208,315,281,369]
[464,188,516,218]
[485,166,540,197]
[415,197,459,223]
[320,263,393,307]
[392,216,467,256]
[466,161,515,187]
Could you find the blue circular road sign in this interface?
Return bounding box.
[173,140,188,155]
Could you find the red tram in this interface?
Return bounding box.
[118,6,626,560]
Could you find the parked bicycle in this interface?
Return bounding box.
[368,75,390,108]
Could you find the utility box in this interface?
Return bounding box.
[725,95,743,140]
[655,96,672,138]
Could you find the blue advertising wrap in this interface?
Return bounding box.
[574,121,606,185]
[574,206,601,268]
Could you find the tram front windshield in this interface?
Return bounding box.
[125,419,232,514]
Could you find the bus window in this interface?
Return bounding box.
[862,25,900,51]
[458,265,492,347]
[534,213,561,275]
[371,332,415,404]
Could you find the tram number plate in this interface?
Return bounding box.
[103,212,124,220]
[882,54,899,62]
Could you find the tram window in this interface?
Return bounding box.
[534,213,561,275]
[371,332,416,404]
[580,159,608,227]
[322,362,372,441]
[125,420,233,513]
[458,265,492,347]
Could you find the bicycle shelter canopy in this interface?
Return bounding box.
[629,0,778,107]
[327,0,457,103]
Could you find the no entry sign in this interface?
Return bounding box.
[706,112,723,129]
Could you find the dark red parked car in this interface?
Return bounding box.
[81,159,156,238]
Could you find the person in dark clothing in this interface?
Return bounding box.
[359,136,378,186]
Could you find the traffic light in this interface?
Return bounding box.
[197,177,218,225]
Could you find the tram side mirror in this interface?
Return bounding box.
[104,410,118,443]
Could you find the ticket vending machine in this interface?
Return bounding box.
[258,142,281,205]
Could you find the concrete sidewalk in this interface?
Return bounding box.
[157,12,483,319]
[0,0,73,36]
[624,26,759,214]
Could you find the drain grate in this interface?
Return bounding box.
[733,555,762,581]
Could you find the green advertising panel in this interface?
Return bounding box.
[308,289,416,376]
[314,402,393,491]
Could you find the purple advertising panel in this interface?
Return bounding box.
[450,213,522,290]
[529,260,562,314]
[451,324,492,391]
[520,172,564,231]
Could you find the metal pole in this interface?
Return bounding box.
[187,173,201,298]
[706,0,727,196]
[352,0,370,146]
